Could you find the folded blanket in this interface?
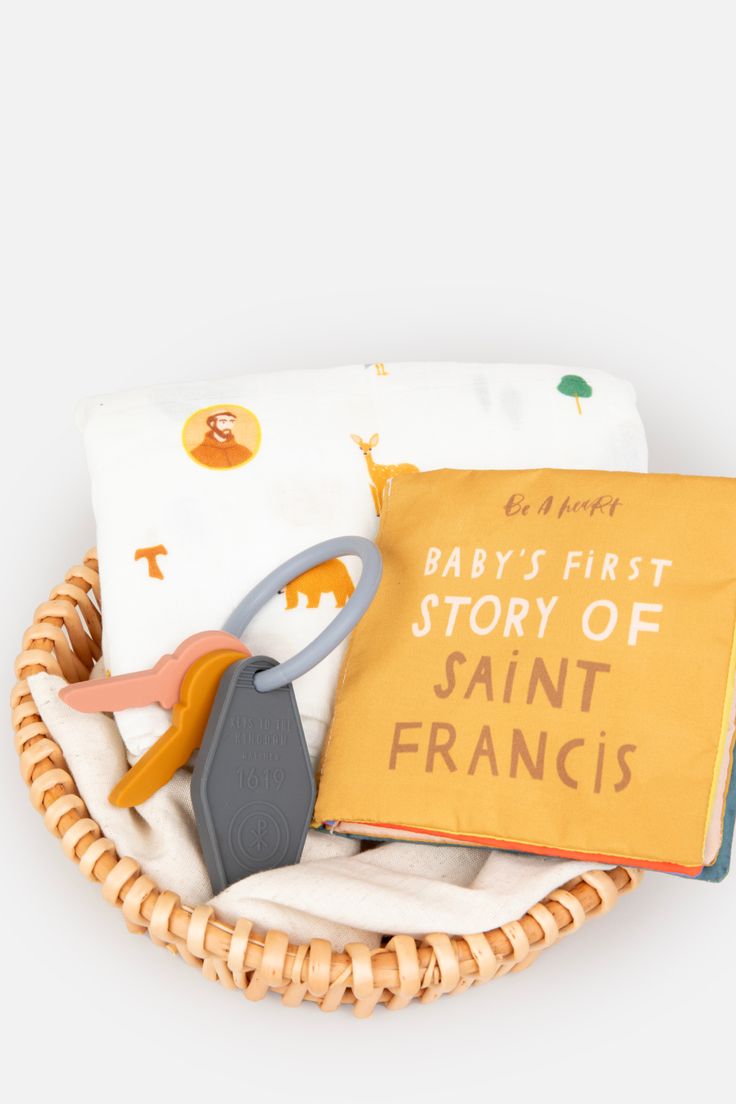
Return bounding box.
[78,362,647,759]
[30,672,618,950]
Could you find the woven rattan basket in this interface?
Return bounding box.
[12,551,641,1016]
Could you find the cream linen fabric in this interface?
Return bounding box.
[30,673,612,951]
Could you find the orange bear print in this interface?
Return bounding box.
[351,433,419,517]
[281,559,355,610]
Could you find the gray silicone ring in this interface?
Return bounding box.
[222,536,382,693]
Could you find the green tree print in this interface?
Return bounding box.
[557,374,593,415]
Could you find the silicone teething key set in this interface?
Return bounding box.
[60,537,383,894]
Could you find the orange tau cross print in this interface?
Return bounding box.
[135,544,168,579]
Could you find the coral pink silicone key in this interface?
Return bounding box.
[59,630,250,713]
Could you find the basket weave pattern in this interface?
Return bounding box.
[12,551,641,1016]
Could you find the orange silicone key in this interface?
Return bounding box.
[108,649,245,807]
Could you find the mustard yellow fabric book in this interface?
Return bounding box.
[314,469,736,875]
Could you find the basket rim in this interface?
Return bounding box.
[11,550,641,1015]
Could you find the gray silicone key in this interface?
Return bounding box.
[191,656,316,894]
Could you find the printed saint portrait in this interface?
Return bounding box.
[182,405,261,470]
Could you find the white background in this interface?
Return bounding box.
[2,2,734,1101]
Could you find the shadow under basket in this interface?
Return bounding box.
[12,551,641,1016]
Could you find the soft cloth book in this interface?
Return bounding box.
[314,468,736,877]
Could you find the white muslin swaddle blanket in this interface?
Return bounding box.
[79,362,647,759]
